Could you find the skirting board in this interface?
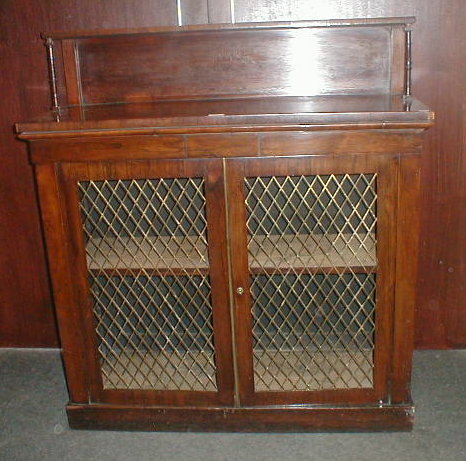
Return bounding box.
[67,403,414,432]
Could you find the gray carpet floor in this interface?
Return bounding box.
[1,349,465,461]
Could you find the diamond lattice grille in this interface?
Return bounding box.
[245,174,377,391]
[78,178,217,391]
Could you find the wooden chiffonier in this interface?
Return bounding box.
[17,18,433,431]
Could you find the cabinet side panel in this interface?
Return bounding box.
[391,154,420,403]
[34,164,90,402]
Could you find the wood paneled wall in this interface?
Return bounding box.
[1,0,465,348]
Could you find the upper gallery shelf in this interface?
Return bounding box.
[16,18,434,139]
[44,19,412,106]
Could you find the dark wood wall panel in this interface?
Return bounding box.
[0,53,56,347]
[234,0,410,22]
[180,0,208,25]
[1,0,465,348]
[180,0,232,25]
[444,101,466,345]
[207,0,233,23]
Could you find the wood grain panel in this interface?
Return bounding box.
[0,15,57,347]
[180,0,209,25]
[444,101,466,346]
[207,0,233,23]
[34,164,89,399]
[30,135,186,163]
[410,1,466,348]
[61,40,82,105]
[391,154,421,402]
[187,134,259,157]
[75,25,395,105]
[260,130,423,156]
[233,0,414,22]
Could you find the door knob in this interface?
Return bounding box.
[236,287,244,295]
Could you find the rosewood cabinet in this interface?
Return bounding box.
[17,18,433,431]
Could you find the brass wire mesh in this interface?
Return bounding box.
[245,174,377,391]
[78,178,217,391]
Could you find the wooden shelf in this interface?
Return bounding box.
[253,349,373,391]
[100,347,372,392]
[249,234,376,274]
[101,349,217,392]
[86,236,209,276]
[86,233,376,276]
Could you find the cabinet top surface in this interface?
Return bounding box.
[17,95,433,138]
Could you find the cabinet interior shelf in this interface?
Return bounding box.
[86,233,376,276]
[100,347,373,391]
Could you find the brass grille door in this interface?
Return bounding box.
[228,157,397,406]
[62,160,234,406]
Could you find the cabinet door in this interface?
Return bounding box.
[227,155,398,406]
[59,159,234,406]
